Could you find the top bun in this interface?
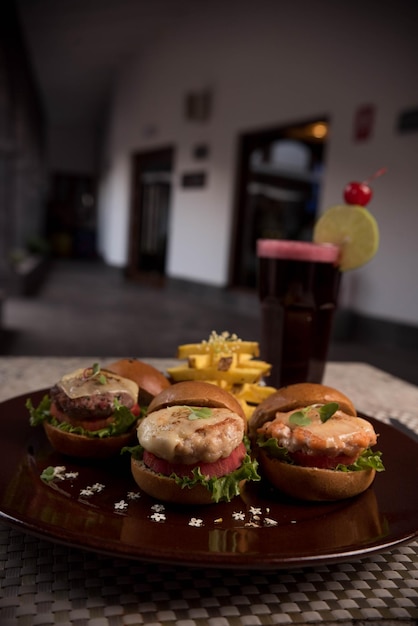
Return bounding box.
[147,380,247,425]
[106,358,171,405]
[249,382,356,440]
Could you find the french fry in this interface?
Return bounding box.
[196,380,275,399]
[234,383,277,405]
[238,359,271,374]
[187,354,212,369]
[170,331,276,419]
[238,398,253,420]
[167,364,267,385]
[177,332,260,360]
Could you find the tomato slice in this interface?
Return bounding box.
[290,450,358,470]
[50,401,115,432]
[143,441,247,478]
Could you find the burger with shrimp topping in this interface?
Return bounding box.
[128,380,260,504]
[249,382,384,501]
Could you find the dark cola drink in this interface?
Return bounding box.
[257,240,341,388]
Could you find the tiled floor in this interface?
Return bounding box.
[1,260,263,359]
[2,259,418,386]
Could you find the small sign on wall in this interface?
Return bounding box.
[181,171,207,188]
[193,144,210,160]
[184,90,212,122]
[354,104,375,142]
[397,107,418,133]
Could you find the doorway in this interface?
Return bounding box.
[229,118,329,289]
[46,172,97,259]
[127,146,174,285]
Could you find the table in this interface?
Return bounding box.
[0,357,417,626]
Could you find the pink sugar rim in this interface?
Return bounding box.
[257,239,340,263]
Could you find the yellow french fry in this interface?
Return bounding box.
[167,365,266,385]
[236,353,252,363]
[177,340,260,360]
[213,354,237,370]
[238,360,271,375]
[235,383,277,404]
[237,398,253,420]
[187,353,241,371]
[187,354,212,369]
[201,379,229,390]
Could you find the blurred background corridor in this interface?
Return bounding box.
[2,258,418,387]
[0,0,417,384]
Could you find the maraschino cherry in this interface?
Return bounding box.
[343,167,387,207]
[344,182,372,206]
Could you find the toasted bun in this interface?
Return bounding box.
[106,358,171,405]
[133,381,247,504]
[250,383,371,501]
[147,380,247,424]
[43,421,136,459]
[249,382,356,440]
[258,449,375,501]
[131,457,215,505]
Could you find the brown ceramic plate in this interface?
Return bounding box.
[0,389,417,569]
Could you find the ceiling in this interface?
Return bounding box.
[17,0,200,128]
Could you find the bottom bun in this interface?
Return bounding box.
[131,457,216,505]
[43,421,136,459]
[259,449,375,501]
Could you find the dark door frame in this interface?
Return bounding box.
[228,117,328,289]
[126,145,175,285]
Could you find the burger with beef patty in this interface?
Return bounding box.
[249,382,384,501]
[27,359,170,459]
[128,380,260,504]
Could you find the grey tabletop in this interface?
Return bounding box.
[0,357,417,626]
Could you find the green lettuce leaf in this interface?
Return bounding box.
[337,448,385,472]
[26,395,139,439]
[171,452,260,503]
[124,437,261,503]
[26,395,51,426]
[257,436,384,472]
[122,444,144,459]
[257,436,292,462]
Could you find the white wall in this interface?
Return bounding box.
[98,0,418,326]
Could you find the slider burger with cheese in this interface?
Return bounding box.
[27,359,171,459]
[249,382,384,501]
[129,380,260,504]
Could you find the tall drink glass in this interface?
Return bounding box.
[257,239,341,389]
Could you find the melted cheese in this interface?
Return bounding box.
[58,368,138,401]
[137,405,244,464]
[262,407,377,455]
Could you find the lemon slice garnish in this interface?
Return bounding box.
[313,204,379,271]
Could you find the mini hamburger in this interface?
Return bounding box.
[106,358,171,405]
[129,380,260,504]
[27,359,170,459]
[249,382,384,501]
